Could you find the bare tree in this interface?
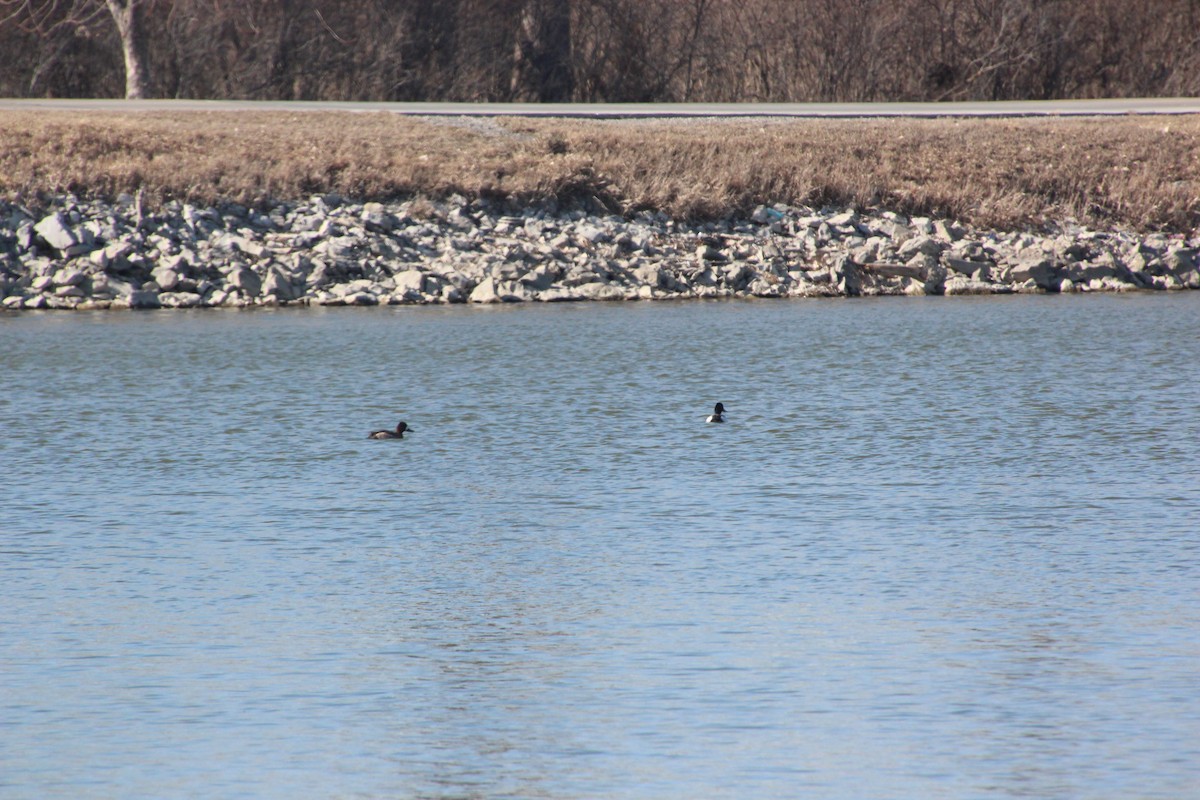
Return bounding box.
[104,0,148,97]
[0,0,107,94]
[510,0,572,101]
[4,0,1200,102]
[0,0,152,97]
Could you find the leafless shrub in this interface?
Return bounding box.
[3,0,1200,101]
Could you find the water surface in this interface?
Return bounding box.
[3,294,1199,799]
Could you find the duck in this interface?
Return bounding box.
[705,402,726,423]
[368,421,412,439]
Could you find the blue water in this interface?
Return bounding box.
[2,294,1199,799]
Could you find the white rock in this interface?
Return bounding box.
[89,249,111,269]
[561,267,602,287]
[15,223,35,251]
[344,291,379,305]
[226,267,262,296]
[159,291,202,308]
[519,266,556,291]
[469,277,500,303]
[107,277,136,298]
[34,213,78,251]
[576,224,610,244]
[151,267,182,291]
[723,263,751,288]
[575,282,626,301]
[1009,258,1056,287]
[261,266,299,301]
[229,236,266,258]
[752,205,784,224]
[633,263,665,288]
[537,287,581,302]
[52,268,87,287]
[103,241,135,262]
[343,279,376,294]
[898,235,945,260]
[944,276,996,295]
[361,203,394,232]
[910,216,934,234]
[1097,277,1137,292]
[470,278,529,302]
[933,220,963,242]
[127,289,161,308]
[748,277,784,297]
[944,256,986,275]
[393,269,425,295]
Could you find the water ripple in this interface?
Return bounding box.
[2,295,1199,799]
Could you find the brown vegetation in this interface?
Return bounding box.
[1,0,1199,103]
[1,111,1198,232]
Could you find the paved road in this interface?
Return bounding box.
[1,97,1199,118]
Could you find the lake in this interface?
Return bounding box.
[2,293,1198,799]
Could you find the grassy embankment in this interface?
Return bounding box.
[1,111,1198,232]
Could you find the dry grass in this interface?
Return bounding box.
[1,110,1198,232]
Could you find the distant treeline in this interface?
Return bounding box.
[2,0,1199,102]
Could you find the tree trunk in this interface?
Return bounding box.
[511,0,573,102]
[106,0,150,99]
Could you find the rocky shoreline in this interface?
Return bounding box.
[1,194,1197,310]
